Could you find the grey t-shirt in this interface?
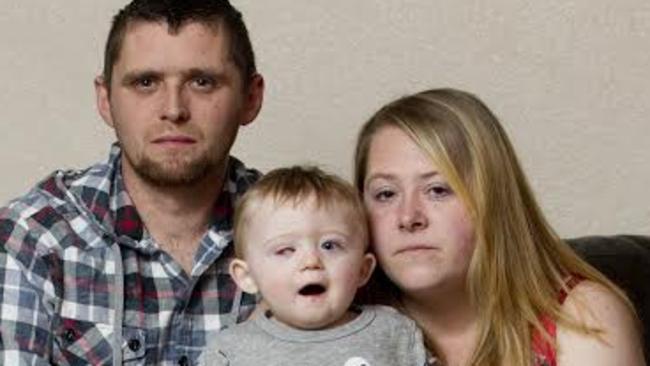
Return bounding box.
[199,305,430,366]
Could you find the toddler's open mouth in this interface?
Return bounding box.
[298,283,326,296]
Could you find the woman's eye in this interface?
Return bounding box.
[426,184,452,199]
[374,190,395,202]
[320,240,341,251]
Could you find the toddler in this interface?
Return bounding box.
[200,166,431,366]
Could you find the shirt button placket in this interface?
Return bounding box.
[177,355,189,366]
[128,338,141,352]
[63,328,76,344]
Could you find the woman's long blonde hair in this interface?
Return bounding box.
[354,88,636,365]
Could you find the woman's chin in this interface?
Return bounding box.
[389,269,465,298]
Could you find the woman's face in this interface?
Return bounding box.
[362,126,475,298]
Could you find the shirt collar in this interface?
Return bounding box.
[75,143,258,245]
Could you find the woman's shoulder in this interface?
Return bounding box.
[560,279,634,328]
[556,280,645,365]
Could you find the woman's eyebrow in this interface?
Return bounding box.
[365,172,395,182]
[418,171,440,180]
[366,171,440,182]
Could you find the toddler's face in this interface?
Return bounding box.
[235,196,375,329]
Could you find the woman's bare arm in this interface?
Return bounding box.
[557,281,645,366]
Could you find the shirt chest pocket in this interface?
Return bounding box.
[52,317,148,365]
[52,317,115,365]
[51,246,149,364]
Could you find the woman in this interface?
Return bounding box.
[354,88,644,365]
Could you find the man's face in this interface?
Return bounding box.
[96,21,262,186]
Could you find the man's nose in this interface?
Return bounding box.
[398,194,429,232]
[160,85,190,123]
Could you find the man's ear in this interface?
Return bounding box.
[94,76,114,128]
[357,253,377,288]
[229,258,259,294]
[239,73,264,126]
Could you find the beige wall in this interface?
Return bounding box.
[1,1,648,237]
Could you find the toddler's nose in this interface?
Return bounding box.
[301,248,323,270]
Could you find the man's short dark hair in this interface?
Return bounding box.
[103,0,256,90]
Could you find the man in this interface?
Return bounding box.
[0,0,264,364]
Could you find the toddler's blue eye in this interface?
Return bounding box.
[321,240,338,251]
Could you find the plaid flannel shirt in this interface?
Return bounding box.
[0,144,260,365]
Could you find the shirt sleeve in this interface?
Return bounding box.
[0,214,58,365]
[197,348,230,366]
[389,308,431,366]
[409,321,434,366]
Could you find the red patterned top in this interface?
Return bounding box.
[531,275,585,366]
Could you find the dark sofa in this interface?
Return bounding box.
[568,235,650,360]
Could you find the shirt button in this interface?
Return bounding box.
[178,355,189,366]
[63,328,76,343]
[128,338,141,352]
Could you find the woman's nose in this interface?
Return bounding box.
[398,195,429,232]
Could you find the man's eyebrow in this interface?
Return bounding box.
[185,68,230,84]
[119,68,229,87]
[186,68,221,78]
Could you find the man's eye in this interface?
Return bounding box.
[191,77,216,90]
[132,78,156,90]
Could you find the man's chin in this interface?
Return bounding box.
[135,159,215,187]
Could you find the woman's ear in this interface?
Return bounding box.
[229,258,259,294]
[357,253,377,288]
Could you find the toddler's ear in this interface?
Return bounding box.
[229,258,259,294]
[357,253,377,288]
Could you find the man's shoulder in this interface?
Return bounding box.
[2,167,91,221]
[227,156,262,193]
[2,172,68,224]
[0,164,109,251]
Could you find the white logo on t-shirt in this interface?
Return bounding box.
[344,357,371,366]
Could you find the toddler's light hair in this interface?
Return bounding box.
[233,165,368,258]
